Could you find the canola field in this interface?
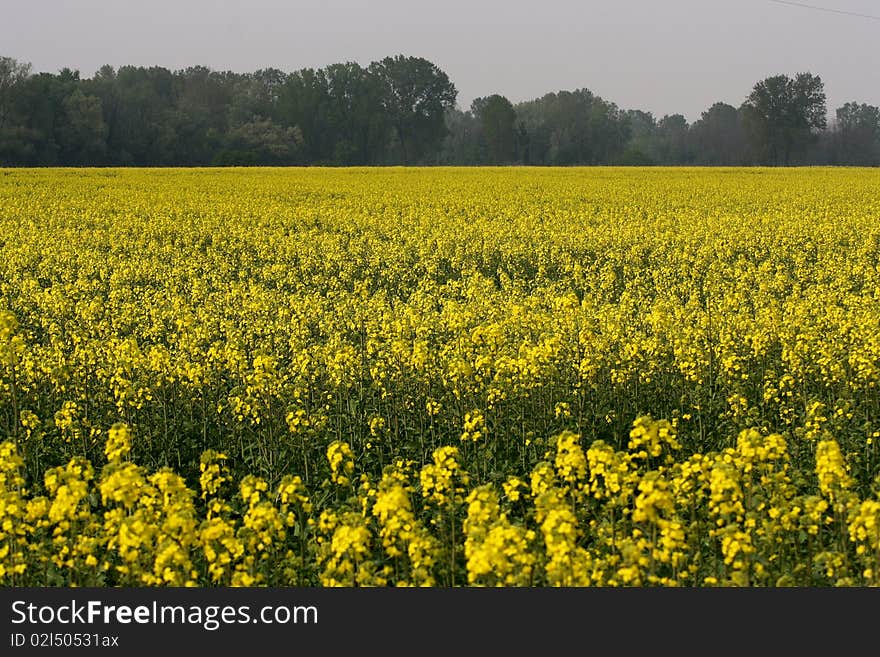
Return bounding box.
[1,166,879,587]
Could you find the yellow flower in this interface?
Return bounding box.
[327,441,355,487]
[105,422,133,462]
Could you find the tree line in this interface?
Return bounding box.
[1,54,878,167]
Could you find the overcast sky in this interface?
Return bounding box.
[3,0,879,121]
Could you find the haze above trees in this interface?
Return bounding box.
[1,54,878,166]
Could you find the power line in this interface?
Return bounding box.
[767,0,880,21]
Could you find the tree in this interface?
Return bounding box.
[656,114,690,164]
[215,119,302,165]
[741,72,826,165]
[323,62,386,164]
[586,98,629,164]
[278,68,331,163]
[619,109,658,164]
[438,107,483,164]
[689,102,746,165]
[58,89,107,163]
[165,66,238,165]
[2,70,81,165]
[368,55,457,164]
[832,102,880,166]
[111,66,175,164]
[472,94,516,164]
[0,56,31,129]
[0,56,36,163]
[515,89,629,165]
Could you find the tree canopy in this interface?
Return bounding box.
[741,73,827,165]
[0,55,877,167]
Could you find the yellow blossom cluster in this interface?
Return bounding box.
[1,166,880,586]
[0,416,879,586]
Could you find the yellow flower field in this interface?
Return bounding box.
[1,166,879,586]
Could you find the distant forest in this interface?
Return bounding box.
[1,54,878,167]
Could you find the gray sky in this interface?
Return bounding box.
[3,0,879,121]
